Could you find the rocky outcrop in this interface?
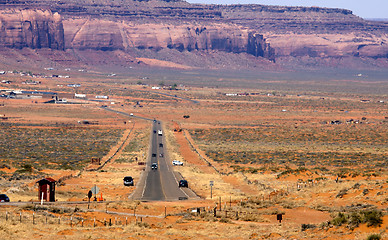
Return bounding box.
[0,0,274,61]
[0,8,64,50]
[247,32,275,62]
[219,4,388,60]
[64,19,275,60]
[0,0,387,67]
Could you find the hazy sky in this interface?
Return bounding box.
[186,0,387,19]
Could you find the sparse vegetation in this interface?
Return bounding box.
[0,125,123,170]
[330,210,383,229]
[0,65,386,240]
[367,234,382,240]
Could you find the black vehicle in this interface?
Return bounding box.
[179,180,188,188]
[123,176,134,186]
[0,194,10,202]
[159,143,163,147]
[153,130,156,133]
[152,153,156,157]
[151,163,158,170]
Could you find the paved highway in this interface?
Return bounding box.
[100,107,198,201]
[130,120,198,201]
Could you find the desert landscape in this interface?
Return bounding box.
[0,65,386,239]
[0,0,387,239]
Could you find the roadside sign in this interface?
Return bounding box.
[91,185,99,195]
[210,181,214,186]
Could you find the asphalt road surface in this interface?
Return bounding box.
[130,120,198,201]
[99,107,198,201]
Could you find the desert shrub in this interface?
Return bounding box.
[363,210,383,227]
[21,204,37,211]
[301,224,316,231]
[366,234,381,240]
[198,212,217,222]
[136,222,150,228]
[331,210,383,229]
[347,212,362,230]
[331,212,347,226]
[16,164,33,173]
[336,188,348,198]
[240,213,263,222]
[48,206,70,214]
[219,217,231,223]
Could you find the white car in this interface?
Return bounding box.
[172,160,183,166]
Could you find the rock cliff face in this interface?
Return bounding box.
[0,0,387,68]
[0,0,275,62]
[63,19,275,61]
[0,8,64,50]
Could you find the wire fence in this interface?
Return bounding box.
[0,208,156,228]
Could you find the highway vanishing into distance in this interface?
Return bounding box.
[130,120,198,201]
[102,107,198,201]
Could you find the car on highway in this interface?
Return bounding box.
[130,113,134,116]
[153,130,156,133]
[179,180,188,188]
[151,163,158,170]
[172,160,183,166]
[159,153,164,157]
[0,194,10,202]
[152,153,156,157]
[123,176,134,186]
[159,143,163,147]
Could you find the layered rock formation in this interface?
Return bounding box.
[63,19,275,61]
[0,0,275,62]
[218,4,388,60]
[0,8,64,50]
[0,0,387,68]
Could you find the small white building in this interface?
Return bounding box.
[96,95,109,99]
[75,93,86,98]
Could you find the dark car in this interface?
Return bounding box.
[153,130,156,133]
[151,163,158,170]
[152,153,156,157]
[123,176,134,186]
[159,143,163,147]
[0,194,10,202]
[179,180,188,188]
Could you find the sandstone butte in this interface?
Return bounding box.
[0,0,387,68]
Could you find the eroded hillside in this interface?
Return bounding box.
[0,0,387,69]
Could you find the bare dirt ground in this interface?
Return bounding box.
[0,68,386,239]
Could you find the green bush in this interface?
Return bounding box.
[348,212,362,230]
[219,217,231,223]
[301,224,316,231]
[331,212,347,226]
[366,234,381,240]
[363,210,383,227]
[331,210,383,229]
